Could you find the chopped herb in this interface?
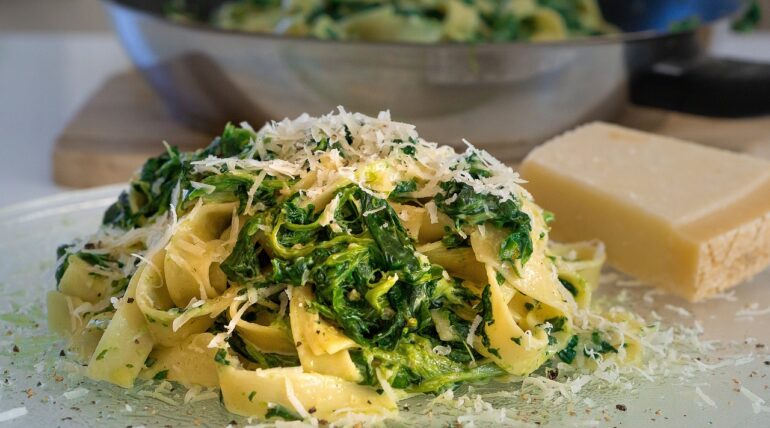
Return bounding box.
[95,349,108,360]
[389,179,418,202]
[265,404,302,421]
[559,278,578,297]
[441,226,469,249]
[557,335,579,364]
[587,331,618,355]
[153,370,169,380]
[214,348,230,365]
[545,316,567,333]
[542,210,555,225]
[495,271,505,285]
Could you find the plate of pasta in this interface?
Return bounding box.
[1,109,769,427]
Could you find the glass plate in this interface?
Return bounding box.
[1,186,768,427]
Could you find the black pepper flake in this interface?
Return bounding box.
[127,298,135,304]
[616,404,627,411]
[12,345,19,353]
[59,350,66,357]
[296,341,302,347]
[228,420,237,426]
[546,368,558,380]
[319,420,329,426]
[308,406,317,414]
[765,361,770,366]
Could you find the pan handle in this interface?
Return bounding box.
[630,56,770,117]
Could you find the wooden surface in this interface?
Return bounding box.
[54,70,770,188]
[53,72,214,188]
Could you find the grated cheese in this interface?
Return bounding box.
[424,201,438,224]
[137,390,179,406]
[375,368,400,404]
[432,345,452,356]
[663,304,692,318]
[466,315,483,347]
[0,407,27,422]
[740,386,770,414]
[736,303,770,319]
[284,378,311,420]
[695,386,717,407]
[63,387,89,400]
[362,204,386,217]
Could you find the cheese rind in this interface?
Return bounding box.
[521,122,770,301]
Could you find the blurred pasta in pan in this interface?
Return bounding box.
[170,0,614,43]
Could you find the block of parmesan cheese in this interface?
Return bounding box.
[520,122,770,301]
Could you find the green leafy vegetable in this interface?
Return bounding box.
[434,180,532,265]
[559,277,578,297]
[557,335,579,363]
[265,404,302,421]
[476,285,501,358]
[389,179,418,202]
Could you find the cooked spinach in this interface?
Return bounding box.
[388,179,418,202]
[103,144,190,229]
[559,277,578,297]
[434,180,533,265]
[265,404,302,421]
[476,284,501,358]
[557,334,579,363]
[585,330,618,355]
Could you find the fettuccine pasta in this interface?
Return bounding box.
[49,108,639,422]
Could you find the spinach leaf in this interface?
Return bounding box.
[476,284,500,358]
[227,332,299,368]
[435,180,532,265]
[265,404,302,421]
[557,334,579,364]
[220,214,269,284]
[359,335,504,393]
[198,122,255,159]
[559,277,578,297]
[388,179,418,202]
[103,145,189,229]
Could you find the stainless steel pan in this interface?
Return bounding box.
[103,0,770,161]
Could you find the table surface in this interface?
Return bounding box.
[1,23,770,209]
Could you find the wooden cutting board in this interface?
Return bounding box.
[53,71,214,188]
[53,70,770,188]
